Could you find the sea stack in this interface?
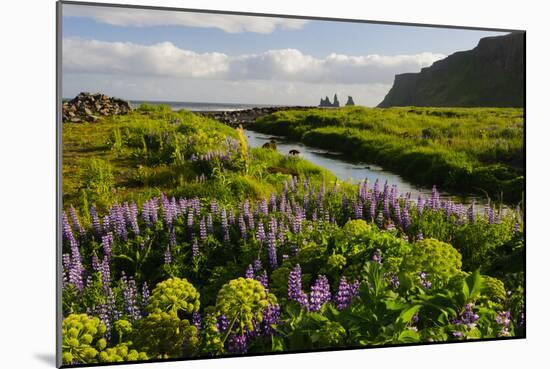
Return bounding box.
[319,94,341,107]
[345,96,355,106]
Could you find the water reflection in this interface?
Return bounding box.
[245,129,487,209]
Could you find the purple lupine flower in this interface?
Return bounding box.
[101,232,113,259]
[110,203,128,241]
[91,253,100,273]
[62,253,71,287]
[417,271,431,289]
[238,214,247,240]
[353,200,363,220]
[128,201,140,235]
[256,221,266,243]
[280,193,287,214]
[402,206,411,229]
[164,246,172,265]
[141,201,151,228]
[169,226,176,247]
[288,264,308,308]
[187,209,194,230]
[192,312,201,335]
[267,217,278,269]
[372,248,383,264]
[277,228,285,247]
[245,264,254,279]
[69,205,84,236]
[309,275,331,312]
[121,273,141,321]
[373,178,380,201]
[67,232,84,291]
[342,194,348,218]
[253,259,262,272]
[150,198,159,224]
[207,213,213,234]
[452,303,479,330]
[416,233,424,241]
[62,212,74,242]
[417,196,425,216]
[383,193,390,219]
[199,217,207,241]
[227,334,248,354]
[513,222,520,234]
[217,315,229,333]
[106,286,121,322]
[90,204,101,236]
[495,311,511,337]
[256,270,269,290]
[394,202,402,227]
[221,208,229,243]
[390,275,400,289]
[257,198,266,216]
[209,199,218,214]
[334,277,352,311]
[102,215,111,234]
[350,280,360,297]
[100,257,111,290]
[369,199,376,221]
[262,304,281,335]
[141,281,150,313]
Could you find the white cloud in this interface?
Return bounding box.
[63,38,445,85]
[63,4,308,34]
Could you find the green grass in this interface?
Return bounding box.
[63,104,337,213]
[253,106,524,203]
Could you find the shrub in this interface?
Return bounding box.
[61,314,107,365]
[146,278,200,318]
[401,238,462,283]
[132,311,198,358]
[215,278,276,332]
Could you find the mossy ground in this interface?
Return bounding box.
[253,106,524,203]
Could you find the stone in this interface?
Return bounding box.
[62,92,132,123]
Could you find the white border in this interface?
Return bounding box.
[1,1,547,368]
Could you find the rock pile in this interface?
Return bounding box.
[62,92,132,122]
[202,106,314,127]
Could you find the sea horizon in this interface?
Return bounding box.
[63,96,317,112]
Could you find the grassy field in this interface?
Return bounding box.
[253,106,524,204]
[62,104,336,213]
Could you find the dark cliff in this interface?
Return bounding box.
[378,32,525,108]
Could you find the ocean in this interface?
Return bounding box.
[129,100,284,112]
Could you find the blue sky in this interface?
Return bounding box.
[62,4,507,106]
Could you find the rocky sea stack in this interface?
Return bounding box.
[378,32,525,108]
[62,92,132,122]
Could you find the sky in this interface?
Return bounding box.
[62,4,508,106]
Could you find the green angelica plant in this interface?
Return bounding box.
[146,277,200,317]
[215,278,277,343]
[401,238,462,285]
[98,343,148,363]
[61,314,107,365]
[132,311,198,359]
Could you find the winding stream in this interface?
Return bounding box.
[244,129,487,208]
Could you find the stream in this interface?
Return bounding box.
[244,129,487,209]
